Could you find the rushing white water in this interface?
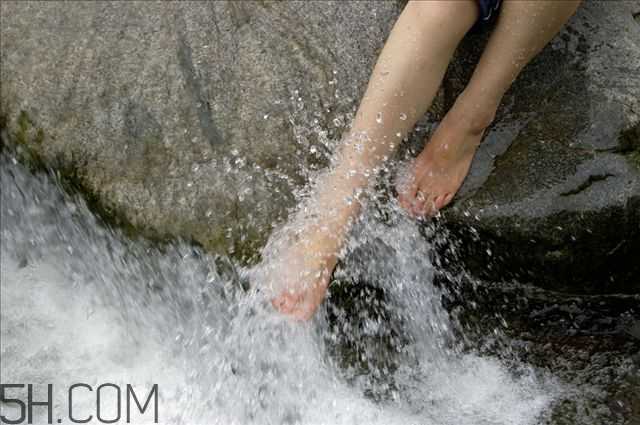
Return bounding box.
[1,150,560,425]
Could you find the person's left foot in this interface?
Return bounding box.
[397,102,493,217]
[267,221,340,321]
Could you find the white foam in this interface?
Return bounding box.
[1,153,560,424]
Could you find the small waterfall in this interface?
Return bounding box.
[1,148,559,424]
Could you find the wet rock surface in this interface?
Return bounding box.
[451,277,640,425]
[2,2,640,423]
[323,248,640,424]
[440,0,640,294]
[0,0,401,261]
[1,1,638,284]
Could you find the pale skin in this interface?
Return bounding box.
[271,0,582,320]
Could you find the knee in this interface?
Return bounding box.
[403,0,478,46]
[405,0,478,22]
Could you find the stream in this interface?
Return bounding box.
[0,145,636,424]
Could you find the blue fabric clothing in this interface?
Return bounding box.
[475,0,502,27]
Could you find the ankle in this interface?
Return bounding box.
[448,90,498,134]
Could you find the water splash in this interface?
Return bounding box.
[1,150,559,424]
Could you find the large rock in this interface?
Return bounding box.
[1,1,639,292]
[440,0,640,294]
[0,0,401,261]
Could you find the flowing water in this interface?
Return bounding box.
[1,146,563,424]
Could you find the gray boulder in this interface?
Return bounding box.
[441,0,640,294]
[1,1,638,292]
[0,0,401,261]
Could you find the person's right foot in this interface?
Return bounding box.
[397,100,494,217]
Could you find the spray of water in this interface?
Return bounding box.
[1,145,560,424]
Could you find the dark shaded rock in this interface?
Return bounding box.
[442,270,640,425]
[441,0,640,294]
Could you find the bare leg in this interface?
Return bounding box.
[271,0,479,320]
[399,0,581,217]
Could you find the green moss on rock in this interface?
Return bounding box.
[16,110,30,145]
[4,111,160,245]
[620,123,640,169]
[8,110,47,170]
[4,110,264,264]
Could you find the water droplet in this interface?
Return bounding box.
[376,112,383,124]
[400,113,407,121]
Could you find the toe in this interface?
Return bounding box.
[433,195,444,211]
[397,161,425,213]
[397,181,418,213]
[411,198,427,217]
[398,192,412,213]
[272,291,299,314]
[442,193,454,207]
[410,189,430,217]
[425,196,438,217]
[412,192,433,217]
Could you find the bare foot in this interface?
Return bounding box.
[266,218,342,321]
[397,102,493,217]
[270,244,336,321]
[268,165,365,321]
[270,266,333,321]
